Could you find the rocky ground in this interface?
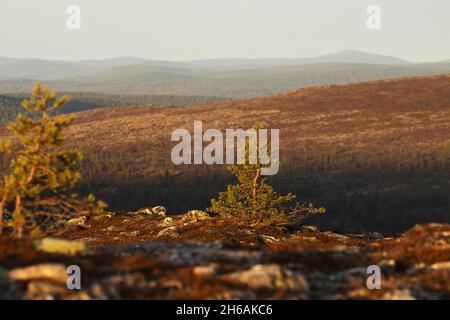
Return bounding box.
[0,207,449,300]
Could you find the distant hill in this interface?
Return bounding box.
[0,50,439,81]
[307,50,410,65]
[0,58,101,80]
[0,56,192,81]
[188,50,411,68]
[1,62,450,98]
[13,74,447,234]
[92,64,199,80]
[1,50,449,101]
[77,56,166,68]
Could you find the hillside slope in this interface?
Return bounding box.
[1,219,449,299]
[2,75,450,234]
[0,50,413,80]
[1,62,450,98]
[51,74,450,234]
[0,92,228,124]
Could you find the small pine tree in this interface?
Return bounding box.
[208,125,325,227]
[0,83,106,238]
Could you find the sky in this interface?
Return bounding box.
[0,0,449,62]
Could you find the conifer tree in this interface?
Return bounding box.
[0,83,106,238]
[208,125,325,227]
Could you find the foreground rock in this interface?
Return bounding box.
[0,218,449,300]
[181,210,210,224]
[157,227,180,238]
[223,264,309,292]
[67,216,88,227]
[9,264,68,283]
[33,238,90,256]
[136,206,167,216]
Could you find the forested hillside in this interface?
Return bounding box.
[1,59,450,98]
[14,74,446,235]
[0,92,228,124]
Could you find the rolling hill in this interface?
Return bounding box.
[1,50,450,101]
[1,62,450,99]
[189,50,411,68]
[0,92,228,125]
[17,74,447,235]
[0,50,412,80]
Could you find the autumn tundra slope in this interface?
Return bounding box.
[5,75,450,234]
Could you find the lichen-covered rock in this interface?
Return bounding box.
[136,208,152,215]
[430,261,450,270]
[301,225,318,232]
[160,217,174,227]
[223,264,309,292]
[1,222,448,300]
[382,289,416,300]
[181,210,210,224]
[9,263,68,283]
[136,206,166,216]
[157,227,180,238]
[260,235,280,243]
[25,281,91,300]
[67,216,87,227]
[193,264,219,278]
[152,206,167,216]
[25,281,67,300]
[33,238,91,256]
[92,212,115,221]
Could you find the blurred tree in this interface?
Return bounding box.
[0,83,106,238]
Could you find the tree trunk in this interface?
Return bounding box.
[0,199,5,236]
[252,168,261,198]
[14,195,23,238]
[251,168,262,224]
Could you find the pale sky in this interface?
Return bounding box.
[0,0,449,62]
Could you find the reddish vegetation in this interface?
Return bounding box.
[373,223,450,267]
[0,213,448,300]
[66,74,450,161]
[35,74,450,233]
[61,214,286,249]
[0,75,449,300]
[2,75,450,233]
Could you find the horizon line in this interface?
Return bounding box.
[2,49,444,64]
